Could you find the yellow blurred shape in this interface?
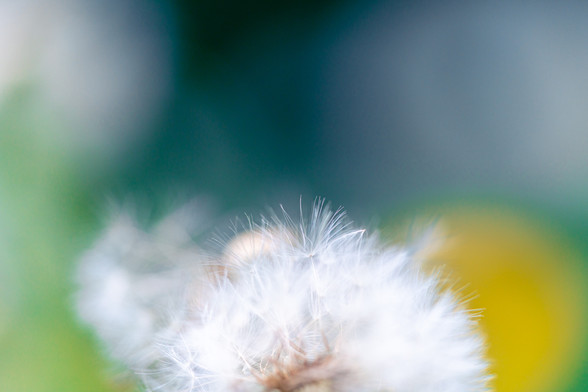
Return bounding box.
[416,206,587,392]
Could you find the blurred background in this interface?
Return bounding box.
[0,0,587,391]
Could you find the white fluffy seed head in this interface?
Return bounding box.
[76,202,490,391]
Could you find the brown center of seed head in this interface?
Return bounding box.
[247,334,345,392]
[258,354,336,392]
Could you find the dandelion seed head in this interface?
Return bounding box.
[76,201,490,391]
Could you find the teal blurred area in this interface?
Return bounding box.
[0,0,587,391]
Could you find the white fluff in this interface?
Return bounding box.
[76,203,490,391]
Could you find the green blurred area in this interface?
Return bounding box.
[0,90,119,391]
[1,1,587,391]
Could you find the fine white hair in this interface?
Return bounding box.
[76,201,490,392]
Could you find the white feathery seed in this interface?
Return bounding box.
[75,202,490,392]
